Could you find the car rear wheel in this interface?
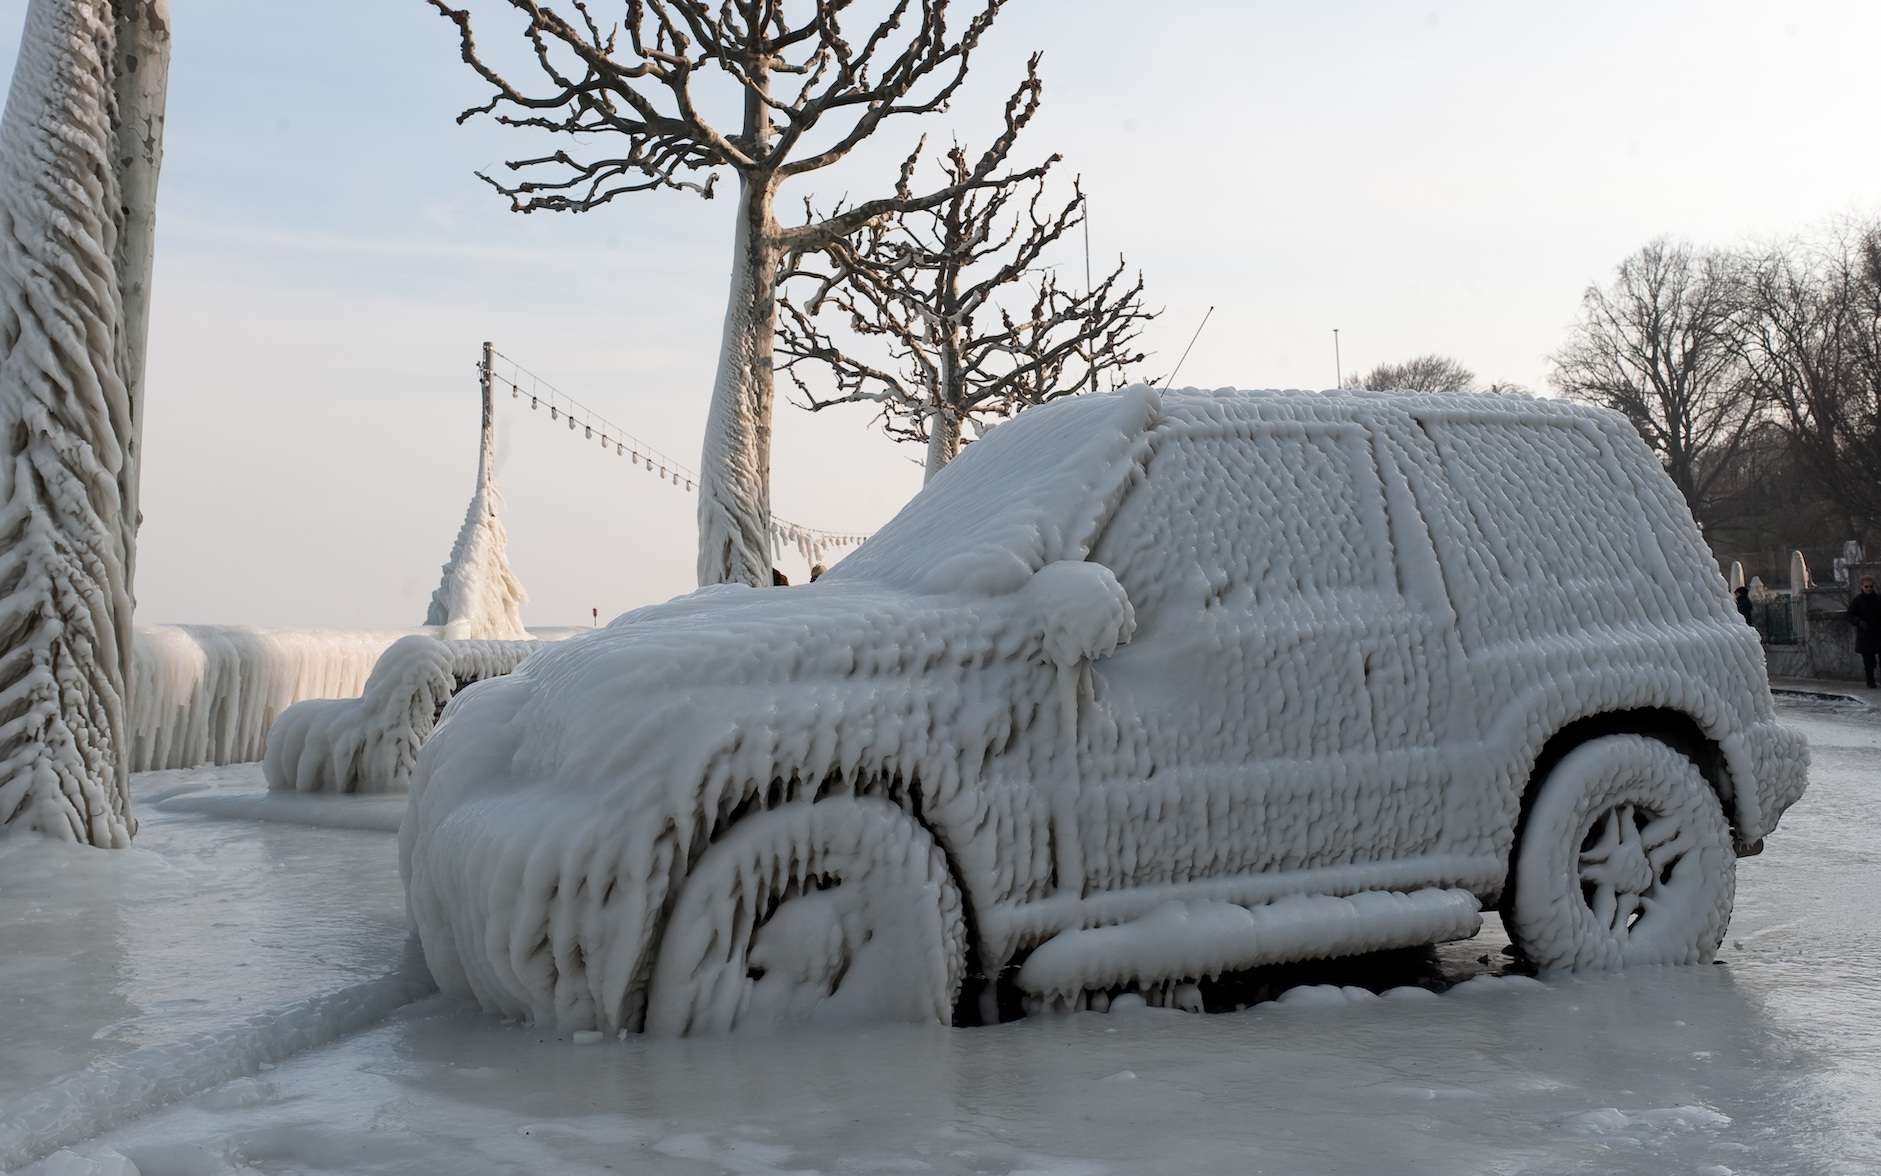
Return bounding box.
[1507,735,1735,973]
[645,796,967,1035]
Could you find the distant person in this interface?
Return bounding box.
[1849,574,1881,688]
[772,568,790,587]
[809,563,828,582]
[1734,585,1754,627]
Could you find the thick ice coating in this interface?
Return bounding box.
[424,381,527,641]
[265,636,540,794]
[403,386,1808,1035]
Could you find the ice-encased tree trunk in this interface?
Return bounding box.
[0,0,169,846]
[426,345,528,640]
[696,95,778,587]
[428,1,1041,587]
[924,388,963,482]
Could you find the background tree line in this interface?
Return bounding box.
[1552,223,1881,584]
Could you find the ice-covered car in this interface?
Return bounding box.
[401,386,1809,1035]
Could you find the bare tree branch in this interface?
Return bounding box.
[1551,238,1764,529]
[779,148,1159,480]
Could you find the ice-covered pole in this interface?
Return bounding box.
[0,0,170,845]
[425,342,528,639]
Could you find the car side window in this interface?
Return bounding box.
[1091,424,1396,630]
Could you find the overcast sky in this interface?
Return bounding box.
[5,0,1879,628]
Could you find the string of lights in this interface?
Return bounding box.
[486,348,871,563]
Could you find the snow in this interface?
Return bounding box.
[0,0,139,843]
[424,378,528,640]
[402,387,1808,1036]
[263,635,541,794]
[1,700,1871,1174]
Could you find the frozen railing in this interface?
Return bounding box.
[263,635,543,795]
[128,624,583,772]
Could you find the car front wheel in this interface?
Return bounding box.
[645,796,967,1035]
[1507,735,1735,973]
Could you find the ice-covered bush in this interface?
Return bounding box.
[264,636,539,795]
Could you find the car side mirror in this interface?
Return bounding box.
[1023,560,1135,669]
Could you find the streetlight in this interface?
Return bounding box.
[1333,328,1343,390]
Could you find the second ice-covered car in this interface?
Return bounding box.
[401,386,1809,1035]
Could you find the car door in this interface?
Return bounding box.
[1070,411,1456,897]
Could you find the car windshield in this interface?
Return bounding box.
[822,388,1159,594]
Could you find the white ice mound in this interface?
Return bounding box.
[403,386,1809,1037]
[265,635,539,794]
[425,403,527,640]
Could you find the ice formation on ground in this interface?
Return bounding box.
[264,636,540,794]
[0,0,166,844]
[404,385,1808,1035]
[424,375,527,640]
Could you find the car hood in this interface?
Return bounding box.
[400,563,1133,1031]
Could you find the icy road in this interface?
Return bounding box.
[16,697,1881,1176]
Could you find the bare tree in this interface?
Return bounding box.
[1354,354,1476,393]
[1551,240,1758,528]
[1738,225,1881,534]
[0,0,171,845]
[429,0,1046,586]
[777,150,1155,480]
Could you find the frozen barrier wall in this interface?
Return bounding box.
[264,636,544,795]
[129,625,584,772]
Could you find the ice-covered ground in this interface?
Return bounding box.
[9,698,1879,1175]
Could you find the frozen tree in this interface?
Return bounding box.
[1551,240,1758,530]
[0,0,170,846]
[426,344,528,640]
[429,0,1044,586]
[1738,226,1881,534]
[1355,354,1476,394]
[777,148,1156,481]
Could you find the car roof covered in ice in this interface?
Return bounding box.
[823,385,1627,595]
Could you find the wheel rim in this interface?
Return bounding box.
[1575,800,1697,937]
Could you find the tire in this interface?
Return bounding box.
[645,797,967,1035]
[1507,735,1735,973]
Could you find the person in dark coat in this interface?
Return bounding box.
[1849,574,1881,688]
[1734,586,1754,627]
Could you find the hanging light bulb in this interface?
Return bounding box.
[530,396,538,411]
[685,478,693,491]
[550,405,558,421]
[616,443,623,456]
[567,414,577,431]
[584,425,593,440]
[630,450,639,464]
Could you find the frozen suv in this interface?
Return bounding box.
[402,386,1809,1035]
